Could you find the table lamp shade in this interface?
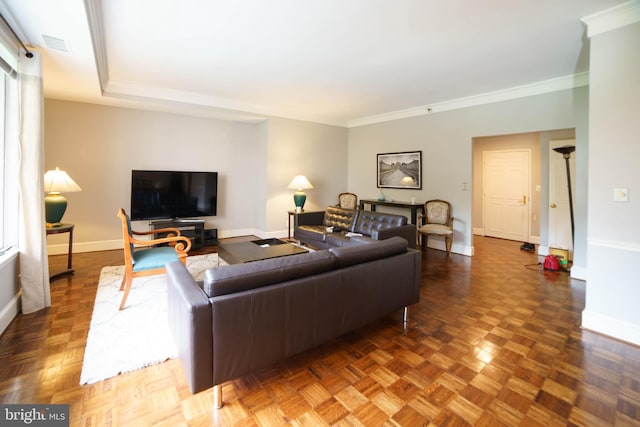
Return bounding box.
[44,167,82,227]
[287,175,313,212]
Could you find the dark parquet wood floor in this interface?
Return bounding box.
[2,236,640,426]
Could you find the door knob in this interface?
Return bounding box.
[550,203,557,208]
[520,195,527,205]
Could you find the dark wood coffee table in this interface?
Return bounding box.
[218,238,308,264]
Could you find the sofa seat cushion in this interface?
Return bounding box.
[204,250,335,297]
[354,210,407,235]
[323,206,357,230]
[295,225,329,242]
[325,233,359,247]
[346,235,376,245]
[328,236,408,268]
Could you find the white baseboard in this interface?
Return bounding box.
[582,309,640,346]
[47,239,122,255]
[420,240,473,256]
[570,265,587,281]
[50,228,478,255]
[473,227,484,236]
[0,292,21,336]
[46,228,263,255]
[219,228,261,239]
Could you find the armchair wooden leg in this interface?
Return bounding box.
[119,275,133,310]
[446,236,453,255]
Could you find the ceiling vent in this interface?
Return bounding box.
[42,35,69,52]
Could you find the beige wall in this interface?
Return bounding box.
[348,88,588,257]
[44,100,348,252]
[265,117,349,233]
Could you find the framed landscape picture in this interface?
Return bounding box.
[377,151,422,189]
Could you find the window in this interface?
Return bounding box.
[0,39,18,258]
[0,72,5,249]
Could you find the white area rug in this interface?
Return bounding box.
[79,253,221,385]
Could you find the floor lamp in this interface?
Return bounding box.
[553,145,576,245]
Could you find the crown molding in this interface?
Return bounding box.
[83,0,108,93]
[581,0,640,37]
[347,73,590,128]
[103,80,347,127]
[81,0,598,129]
[81,3,347,127]
[82,0,347,127]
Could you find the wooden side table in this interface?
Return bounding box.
[287,210,299,240]
[287,210,324,240]
[46,223,75,280]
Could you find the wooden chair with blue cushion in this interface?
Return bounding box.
[117,208,192,310]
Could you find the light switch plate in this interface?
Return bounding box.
[613,187,629,202]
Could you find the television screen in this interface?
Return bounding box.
[130,170,218,220]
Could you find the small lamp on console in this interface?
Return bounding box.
[44,167,82,228]
[287,175,313,212]
[400,176,415,187]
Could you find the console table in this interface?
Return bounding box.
[46,223,74,280]
[359,199,424,224]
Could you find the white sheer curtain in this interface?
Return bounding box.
[17,51,50,314]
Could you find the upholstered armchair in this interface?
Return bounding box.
[416,200,454,255]
[336,192,358,210]
[117,208,191,310]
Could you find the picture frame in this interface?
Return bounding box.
[377,151,422,189]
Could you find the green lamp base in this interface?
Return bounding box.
[293,191,307,212]
[45,193,68,227]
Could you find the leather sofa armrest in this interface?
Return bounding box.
[166,261,213,394]
[294,211,325,226]
[370,224,417,249]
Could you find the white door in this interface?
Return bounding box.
[483,149,531,241]
[549,140,575,257]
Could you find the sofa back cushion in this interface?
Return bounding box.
[354,210,407,235]
[323,206,358,231]
[204,250,335,297]
[329,236,408,268]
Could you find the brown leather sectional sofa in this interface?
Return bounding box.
[294,206,417,249]
[166,236,421,407]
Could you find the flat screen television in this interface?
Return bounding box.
[130,170,218,220]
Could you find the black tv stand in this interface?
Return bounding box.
[151,218,217,250]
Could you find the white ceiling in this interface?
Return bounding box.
[0,0,629,127]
